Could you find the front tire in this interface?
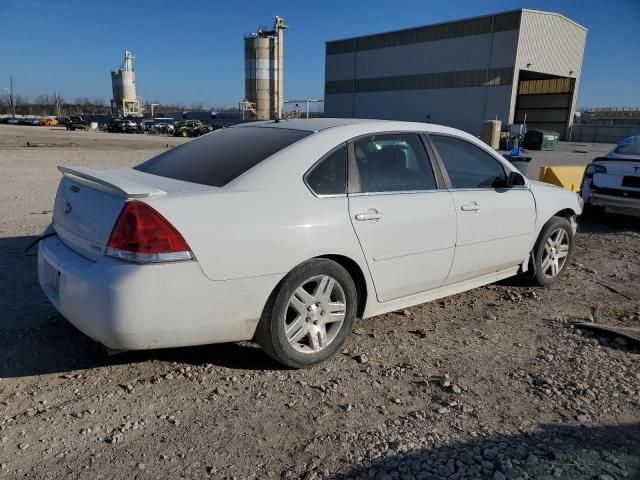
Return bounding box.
[255,259,357,368]
[582,203,603,218]
[530,216,574,287]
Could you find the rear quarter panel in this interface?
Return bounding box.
[145,186,370,284]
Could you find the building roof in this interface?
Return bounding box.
[325,9,586,48]
[520,9,587,31]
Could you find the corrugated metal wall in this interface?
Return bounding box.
[570,125,640,144]
[516,11,586,78]
[510,11,587,131]
[324,9,586,137]
[324,13,521,134]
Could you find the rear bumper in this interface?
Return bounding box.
[38,235,281,350]
[588,192,640,217]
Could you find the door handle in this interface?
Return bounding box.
[355,212,383,221]
[460,202,479,212]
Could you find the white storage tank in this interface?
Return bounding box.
[110,50,143,117]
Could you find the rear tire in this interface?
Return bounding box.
[530,216,574,287]
[255,259,357,368]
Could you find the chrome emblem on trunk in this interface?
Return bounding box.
[63,201,72,214]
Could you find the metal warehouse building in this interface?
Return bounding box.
[324,9,587,139]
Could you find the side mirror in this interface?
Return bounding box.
[507,171,526,187]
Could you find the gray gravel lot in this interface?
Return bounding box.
[0,125,638,479]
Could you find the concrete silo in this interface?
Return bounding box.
[111,50,143,117]
[243,16,287,120]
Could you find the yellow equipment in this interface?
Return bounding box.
[40,118,59,127]
[539,166,586,192]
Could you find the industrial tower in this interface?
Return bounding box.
[110,50,143,117]
[243,16,288,120]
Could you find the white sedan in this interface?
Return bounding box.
[38,119,582,368]
[580,135,640,217]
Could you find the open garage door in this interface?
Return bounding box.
[514,71,575,139]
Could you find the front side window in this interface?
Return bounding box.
[135,126,311,187]
[306,146,347,196]
[352,134,436,193]
[430,135,507,189]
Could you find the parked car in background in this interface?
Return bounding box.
[141,120,155,133]
[17,118,42,126]
[173,119,210,137]
[580,135,640,217]
[108,118,138,134]
[143,118,176,135]
[154,118,176,135]
[38,119,582,368]
[66,116,91,131]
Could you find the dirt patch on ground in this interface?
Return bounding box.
[0,125,638,479]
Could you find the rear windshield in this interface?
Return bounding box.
[135,127,312,187]
[614,140,640,156]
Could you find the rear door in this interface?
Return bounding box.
[428,134,536,284]
[347,133,456,302]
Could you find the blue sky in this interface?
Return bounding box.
[1,0,638,109]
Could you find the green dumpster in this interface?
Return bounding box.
[521,129,560,151]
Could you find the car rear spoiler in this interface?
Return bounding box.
[58,166,166,199]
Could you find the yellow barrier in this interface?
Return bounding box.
[539,166,586,192]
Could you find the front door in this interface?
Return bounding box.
[428,134,536,284]
[347,133,456,302]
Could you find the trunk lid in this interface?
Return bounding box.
[596,159,640,176]
[52,166,211,260]
[592,160,640,191]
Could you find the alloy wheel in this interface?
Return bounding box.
[541,227,569,278]
[284,275,346,354]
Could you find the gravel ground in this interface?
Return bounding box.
[0,125,638,479]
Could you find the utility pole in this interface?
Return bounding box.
[55,92,61,118]
[9,77,16,118]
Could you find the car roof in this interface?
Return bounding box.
[231,118,470,137]
[232,118,483,145]
[233,118,388,132]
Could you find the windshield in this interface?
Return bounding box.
[135,126,312,187]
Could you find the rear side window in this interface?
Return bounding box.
[135,127,311,187]
[430,135,507,189]
[353,133,436,193]
[305,146,347,196]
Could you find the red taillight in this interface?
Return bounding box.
[106,201,192,263]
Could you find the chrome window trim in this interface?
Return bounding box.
[443,186,530,192]
[348,188,444,197]
[311,193,348,199]
[303,143,348,198]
